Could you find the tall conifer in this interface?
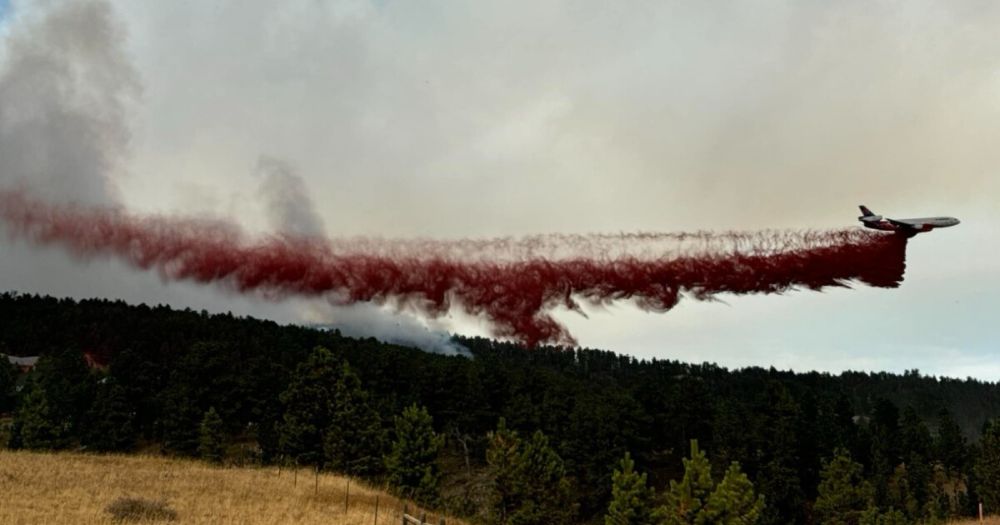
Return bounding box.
[385,404,444,505]
[198,407,225,463]
[605,452,658,525]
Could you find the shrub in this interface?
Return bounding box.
[105,497,178,522]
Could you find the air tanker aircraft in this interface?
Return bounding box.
[858,205,960,235]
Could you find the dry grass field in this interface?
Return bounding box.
[951,520,1000,525]
[0,449,465,524]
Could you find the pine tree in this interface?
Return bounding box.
[859,507,907,525]
[0,357,16,413]
[486,420,576,525]
[279,346,340,467]
[487,418,521,525]
[15,350,95,449]
[699,462,765,525]
[934,408,967,476]
[512,430,577,525]
[898,406,933,518]
[755,382,805,525]
[198,407,225,463]
[16,380,67,449]
[159,393,204,455]
[385,404,444,506]
[973,419,1000,512]
[605,452,658,525]
[83,380,136,452]
[900,407,932,461]
[323,361,386,477]
[659,440,764,525]
[660,440,715,524]
[869,398,901,507]
[814,448,874,525]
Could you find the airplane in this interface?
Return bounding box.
[858,205,960,235]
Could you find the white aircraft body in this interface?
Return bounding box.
[858,205,960,236]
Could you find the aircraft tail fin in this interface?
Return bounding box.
[859,205,876,217]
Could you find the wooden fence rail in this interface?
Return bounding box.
[401,504,445,525]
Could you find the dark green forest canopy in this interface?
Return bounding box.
[1,291,996,438]
[2,291,999,523]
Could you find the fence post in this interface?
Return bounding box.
[345,478,350,512]
[314,466,319,495]
[374,495,379,525]
[439,519,445,525]
[420,512,426,524]
[980,501,984,522]
[402,504,408,525]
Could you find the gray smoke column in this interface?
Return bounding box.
[252,156,466,354]
[0,0,138,205]
[0,2,463,356]
[310,304,469,356]
[254,156,327,239]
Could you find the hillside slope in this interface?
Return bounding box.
[0,450,461,524]
[3,292,1000,522]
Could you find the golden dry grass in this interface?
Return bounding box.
[0,449,466,524]
[950,520,1000,525]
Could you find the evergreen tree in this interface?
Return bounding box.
[513,430,576,525]
[6,417,23,449]
[323,361,386,477]
[198,407,225,463]
[934,408,967,476]
[712,400,755,478]
[159,393,204,455]
[814,448,874,525]
[83,380,136,452]
[278,346,340,467]
[605,452,659,525]
[858,507,907,525]
[0,357,16,414]
[898,407,933,519]
[158,342,253,456]
[832,394,859,455]
[385,404,444,506]
[973,419,1000,512]
[15,350,95,449]
[16,380,67,449]
[899,407,932,461]
[487,418,521,525]
[796,392,822,501]
[660,440,763,525]
[660,440,714,524]
[869,398,902,507]
[486,420,576,525]
[755,382,804,525]
[699,462,764,525]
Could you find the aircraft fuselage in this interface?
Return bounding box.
[857,206,959,235]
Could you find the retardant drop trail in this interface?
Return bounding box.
[0,190,909,347]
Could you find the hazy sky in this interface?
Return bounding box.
[1,1,998,376]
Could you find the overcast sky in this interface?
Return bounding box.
[1,1,998,377]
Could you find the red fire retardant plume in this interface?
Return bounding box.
[0,190,908,347]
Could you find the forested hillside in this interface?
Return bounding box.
[1,291,999,524]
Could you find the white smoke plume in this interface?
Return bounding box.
[0,1,462,357]
[254,156,327,239]
[310,304,469,357]
[252,156,465,355]
[0,0,137,205]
